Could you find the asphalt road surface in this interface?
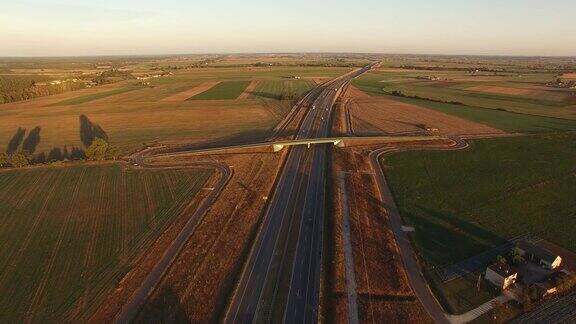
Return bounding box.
[225,65,373,324]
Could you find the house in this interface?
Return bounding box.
[486,262,518,290]
[517,241,562,270]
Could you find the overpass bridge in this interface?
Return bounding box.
[272,138,345,152]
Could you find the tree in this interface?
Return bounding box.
[510,247,525,265]
[34,152,47,164]
[22,126,41,154]
[0,153,9,167]
[62,145,70,160]
[85,138,108,161]
[6,127,26,154]
[9,152,30,168]
[105,144,120,160]
[70,147,85,160]
[85,138,121,161]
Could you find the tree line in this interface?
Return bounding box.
[1,115,120,168]
[0,70,135,104]
[0,75,86,105]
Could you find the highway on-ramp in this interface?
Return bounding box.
[224,65,373,324]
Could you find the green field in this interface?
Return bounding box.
[0,163,211,322]
[383,133,576,267]
[383,95,576,133]
[189,80,250,100]
[354,73,576,133]
[47,86,141,106]
[249,79,314,100]
[354,71,576,122]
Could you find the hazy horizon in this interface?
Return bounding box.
[2,0,575,57]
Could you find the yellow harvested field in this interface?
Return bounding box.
[466,85,534,96]
[161,81,220,101]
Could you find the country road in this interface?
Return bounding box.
[224,65,373,323]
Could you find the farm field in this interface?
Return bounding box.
[353,70,576,124]
[47,85,143,106]
[382,132,576,268]
[247,79,315,100]
[132,149,286,323]
[0,99,287,154]
[345,93,504,136]
[385,95,576,134]
[0,64,350,155]
[189,80,250,100]
[0,163,212,323]
[161,81,220,101]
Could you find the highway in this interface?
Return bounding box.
[224,65,373,323]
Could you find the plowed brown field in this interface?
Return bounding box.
[347,97,504,136]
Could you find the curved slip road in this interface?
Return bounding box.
[368,137,468,324]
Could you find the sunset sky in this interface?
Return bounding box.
[1,0,575,56]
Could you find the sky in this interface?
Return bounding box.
[1,0,575,57]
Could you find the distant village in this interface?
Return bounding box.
[546,78,576,89]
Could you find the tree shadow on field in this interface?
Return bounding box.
[412,206,506,265]
[136,286,190,323]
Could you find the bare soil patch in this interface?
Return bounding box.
[161,81,220,102]
[347,97,504,136]
[324,144,430,323]
[562,73,576,79]
[347,85,372,99]
[466,85,534,96]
